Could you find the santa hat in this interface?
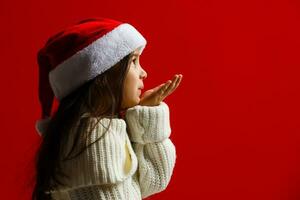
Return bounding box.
[35,17,147,136]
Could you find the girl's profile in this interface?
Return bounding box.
[32,17,182,200]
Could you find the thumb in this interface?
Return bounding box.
[152,83,165,92]
[140,89,153,99]
[140,83,165,99]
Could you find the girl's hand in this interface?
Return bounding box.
[139,74,183,107]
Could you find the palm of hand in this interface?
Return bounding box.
[139,74,183,106]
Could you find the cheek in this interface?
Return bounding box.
[125,69,139,89]
[123,83,140,100]
[122,88,140,109]
[122,70,140,107]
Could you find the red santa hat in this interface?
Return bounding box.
[35,17,147,136]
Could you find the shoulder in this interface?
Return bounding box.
[84,116,127,143]
[80,113,126,132]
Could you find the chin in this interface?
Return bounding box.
[126,98,140,109]
[132,98,140,106]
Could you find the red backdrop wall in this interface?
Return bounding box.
[1,0,300,199]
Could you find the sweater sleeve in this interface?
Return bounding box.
[125,101,177,199]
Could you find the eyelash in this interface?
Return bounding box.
[132,58,137,65]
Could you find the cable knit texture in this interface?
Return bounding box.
[46,102,176,200]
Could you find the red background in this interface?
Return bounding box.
[1,0,300,199]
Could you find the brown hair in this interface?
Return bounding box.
[31,52,134,200]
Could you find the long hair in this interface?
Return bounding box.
[31,52,133,200]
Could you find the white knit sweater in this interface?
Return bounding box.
[46,102,176,200]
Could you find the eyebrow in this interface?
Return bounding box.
[133,53,140,57]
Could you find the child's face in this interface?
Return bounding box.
[121,49,147,110]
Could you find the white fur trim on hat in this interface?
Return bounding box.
[49,23,147,101]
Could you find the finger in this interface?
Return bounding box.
[140,89,153,98]
[159,80,171,95]
[152,83,165,92]
[162,75,180,97]
[163,75,180,97]
[157,74,179,99]
[170,74,183,92]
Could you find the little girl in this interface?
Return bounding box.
[32,17,182,200]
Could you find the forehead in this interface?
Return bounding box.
[133,49,141,56]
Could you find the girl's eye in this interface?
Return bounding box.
[132,58,138,66]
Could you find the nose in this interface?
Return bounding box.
[140,68,147,80]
